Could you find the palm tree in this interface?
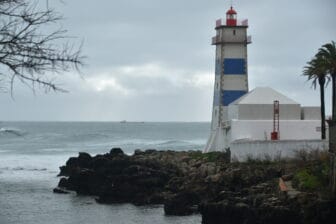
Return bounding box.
[303,55,329,139]
[317,41,336,195]
[318,41,336,120]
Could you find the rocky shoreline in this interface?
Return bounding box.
[54,148,336,223]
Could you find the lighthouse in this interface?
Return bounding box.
[204,6,251,152]
[203,6,325,158]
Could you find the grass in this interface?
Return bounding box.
[293,149,329,163]
[190,150,230,163]
[291,149,330,192]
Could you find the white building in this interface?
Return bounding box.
[227,87,321,142]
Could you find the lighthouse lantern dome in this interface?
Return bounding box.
[226,6,237,26]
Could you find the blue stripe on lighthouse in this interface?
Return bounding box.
[222,90,246,106]
[223,58,245,75]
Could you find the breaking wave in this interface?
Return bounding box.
[0,127,25,137]
[0,166,48,172]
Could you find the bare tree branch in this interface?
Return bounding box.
[0,0,84,95]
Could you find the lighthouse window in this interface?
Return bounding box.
[216,82,219,89]
[233,30,236,35]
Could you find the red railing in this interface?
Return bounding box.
[215,18,248,28]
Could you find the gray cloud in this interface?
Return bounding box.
[0,0,335,121]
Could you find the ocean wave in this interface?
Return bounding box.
[157,139,206,146]
[41,147,68,152]
[157,140,185,145]
[66,133,110,141]
[105,138,206,147]
[0,127,25,137]
[0,166,48,172]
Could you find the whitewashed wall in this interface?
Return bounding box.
[222,44,245,58]
[220,27,247,42]
[230,139,328,161]
[236,104,301,120]
[222,75,247,90]
[301,107,321,120]
[230,120,322,141]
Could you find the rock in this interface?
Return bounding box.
[147,193,165,204]
[134,149,143,155]
[281,173,294,181]
[256,205,301,224]
[164,191,200,216]
[207,173,222,183]
[78,152,92,161]
[55,148,334,223]
[109,148,124,156]
[91,156,110,170]
[77,152,92,168]
[58,165,68,177]
[200,200,252,224]
[200,200,302,224]
[57,157,79,176]
[58,177,69,188]
[67,168,105,195]
[53,187,70,194]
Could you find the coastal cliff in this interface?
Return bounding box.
[54,148,335,223]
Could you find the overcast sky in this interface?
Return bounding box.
[1,0,336,121]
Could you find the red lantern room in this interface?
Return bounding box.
[226,6,237,26]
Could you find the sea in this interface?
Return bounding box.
[0,121,209,224]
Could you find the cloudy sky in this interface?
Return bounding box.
[1,0,335,121]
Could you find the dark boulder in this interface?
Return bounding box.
[58,165,68,177]
[67,168,106,195]
[58,153,92,177]
[164,191,200,216]
[200,200,253,224]
[109,148,124,156]
[53,187,70,194]
[57,157,79,177]
[58,177,70,188]
[78,152,92,165]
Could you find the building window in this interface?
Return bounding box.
[233,30,236,35]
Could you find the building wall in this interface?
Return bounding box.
[211,106,219,130]
[222,44,245,58]
[301,107,321,120]
[228,104,239,120]
[236,104,301,120]
[230,139,328,161]
[220,27,247,43]
[229,120,322,141]
[222,75,247,90]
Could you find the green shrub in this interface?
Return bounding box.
[294,169,320,191]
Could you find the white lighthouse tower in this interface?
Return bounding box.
[204,6,251,152]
